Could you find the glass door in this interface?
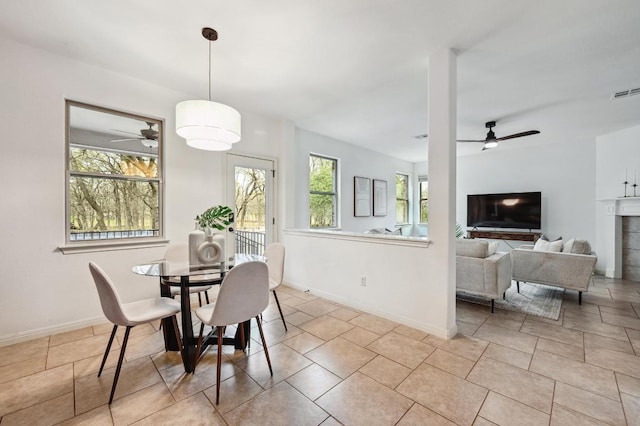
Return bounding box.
[226,153,275,256]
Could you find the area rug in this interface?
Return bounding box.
[457,281,564,320]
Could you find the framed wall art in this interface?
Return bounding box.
[373,179,387,217]
[354,176,371,217]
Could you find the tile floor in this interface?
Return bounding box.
[2,275,640,425]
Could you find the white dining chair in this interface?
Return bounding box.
[163,243,215,307]
[264,242,287,331]
[88,262,182,404]
[194,261,273,405]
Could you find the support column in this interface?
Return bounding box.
[427,48,457,337]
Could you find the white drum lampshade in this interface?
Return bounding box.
[176,100,241,151]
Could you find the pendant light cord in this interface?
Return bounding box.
[208,38,212,102]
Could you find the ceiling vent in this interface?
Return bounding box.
[413,133,428,140]
[611,87,640,101]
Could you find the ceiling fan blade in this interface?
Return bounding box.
[111,129,142,137]
[110,138,142,142]
[456,139,485,143]
[496,130,540,141]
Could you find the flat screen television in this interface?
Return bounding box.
[467,192,541,230]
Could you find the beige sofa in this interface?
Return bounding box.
[456,239,512,313]
[510,240,597,304]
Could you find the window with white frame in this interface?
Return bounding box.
[66,101,163,243]
[395,173,409,224]
[419,175,428,223]
[309,154,338,228]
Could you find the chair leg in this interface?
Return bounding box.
[255,315,273,376]
[171,315,185,361]
[503,292,506,300]
[198,292,203,307]
[491,299,495,313]
[195,323,205,363]
[99,324,118,377]
[579,291,582,305]
[205,290,210,304]
[517,281,520,293]
[239,321,245,350]
[216,330,223,405]
[109,326,132,404]
[272,290,287,331]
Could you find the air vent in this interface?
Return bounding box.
[413,133,428,140]
[611,87,640,101]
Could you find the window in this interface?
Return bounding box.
[66,101,163,244]
[309,154,338,228]
[419,175,428,223]
[395,173,409,224]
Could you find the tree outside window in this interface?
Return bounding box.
[309,154,337,228]
[395,173,409,224]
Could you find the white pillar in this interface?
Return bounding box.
[427,48,457,337]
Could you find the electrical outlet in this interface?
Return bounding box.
[360,276,367,286]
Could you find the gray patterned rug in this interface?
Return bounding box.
[457,281,564,320]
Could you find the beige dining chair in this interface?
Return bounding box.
[194,261,273,405]
[88,262,182,404]
[163,243,214,307]
[264,242,287,331]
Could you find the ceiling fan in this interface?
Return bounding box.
[110,122,159,148]
[457,121,540,150]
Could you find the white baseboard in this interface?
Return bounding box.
[283,281,455,339]
[0,315,107,347]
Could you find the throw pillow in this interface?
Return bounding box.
[571,239,591,254]
[562,238,591,254]
[540,234,562,242]
[487,241,499,255]
[562,238,575,253]
[534,238,563,252]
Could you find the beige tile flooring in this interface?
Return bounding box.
[2,276,640,425]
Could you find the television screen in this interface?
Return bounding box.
[467,192,541,230]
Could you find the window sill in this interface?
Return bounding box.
[58,238,169,254]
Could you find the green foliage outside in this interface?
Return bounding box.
[309,155,336,228]
[420,181,429,223]
[234,167,266,231]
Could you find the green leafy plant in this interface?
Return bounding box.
[196,205,234,231]
[455,223,465,239]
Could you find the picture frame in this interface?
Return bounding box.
[373,179,387,217]
[354,176,371,217]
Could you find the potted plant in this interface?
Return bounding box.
[196,205,234,233]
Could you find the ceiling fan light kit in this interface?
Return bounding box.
[176,27,241,151]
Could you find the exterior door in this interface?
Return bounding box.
[226,153,275,256]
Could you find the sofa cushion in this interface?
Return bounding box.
[456,239,489,258]
[533,238,563,252]
[562,238,592,254]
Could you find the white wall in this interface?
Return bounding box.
[456,141,597,251]
[0,36,290,344]
[293,128,415,232]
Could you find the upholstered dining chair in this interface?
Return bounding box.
[264,242,287,331]
[88,262,182,404]
[163,243,214,307]
[194,261,273,405]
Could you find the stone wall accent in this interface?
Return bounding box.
[622,216,640,282]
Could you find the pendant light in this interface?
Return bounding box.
[176,27,241,151]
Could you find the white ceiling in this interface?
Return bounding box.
[1,0,639,161]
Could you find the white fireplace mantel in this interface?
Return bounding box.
[598,197,640,278]
[600,197,640,217]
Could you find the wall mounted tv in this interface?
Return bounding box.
[467,192,541,230]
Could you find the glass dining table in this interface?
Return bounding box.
[132,253,264,373]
